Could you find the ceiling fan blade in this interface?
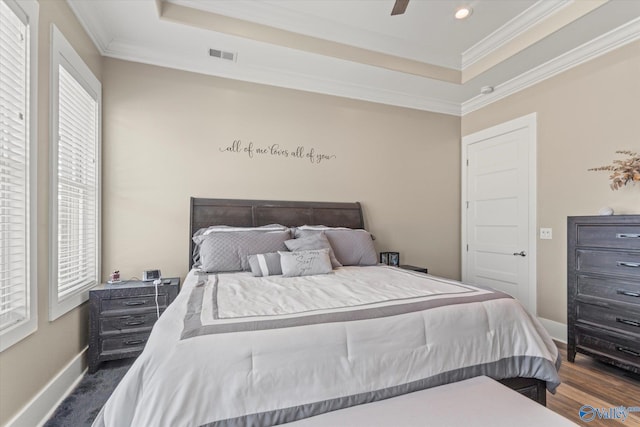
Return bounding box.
[391,0,409,15]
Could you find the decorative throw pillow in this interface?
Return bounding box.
[279,249,332,277]
[247,252,282,277]
[295,228,376,266]
[284,233,341,268]
[198,230,291,273]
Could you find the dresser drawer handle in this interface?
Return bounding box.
[616,317,640,328]
[123,339,146,346]
[617,261,640,268]
[123,320,146,326]
[617,289,640,298]
[617,233,640,239]
[616,346,640,358]
[123,301,146,306]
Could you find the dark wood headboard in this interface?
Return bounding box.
[189,198,364,269]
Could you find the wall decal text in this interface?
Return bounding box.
[219,140,337,164]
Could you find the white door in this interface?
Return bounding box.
[461,113,536,315]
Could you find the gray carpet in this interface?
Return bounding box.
[44,358,134,427]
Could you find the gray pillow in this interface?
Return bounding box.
[247,252,282,277]
[279,249,332,277]
[199,230,291,273]
[192,224,287,268]
[296,229,376,266]
[285,233,341,268]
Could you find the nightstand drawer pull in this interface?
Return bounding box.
[124,320,146,326]
[616,346,640,358]
[617,289,640,298]
[124,300,147,306]
[617,261,640,268]
[617,233,640,239]
[616,317,640,328]
[123,339,146,346]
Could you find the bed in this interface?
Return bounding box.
[93,198,561,427]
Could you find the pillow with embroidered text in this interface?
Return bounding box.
[279,249,332,277]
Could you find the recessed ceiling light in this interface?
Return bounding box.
[455,6,473,20]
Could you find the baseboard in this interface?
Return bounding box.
[5,347,87,427]
[538,317,567,343]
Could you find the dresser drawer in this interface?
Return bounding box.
[577,225,640,250]
[576,302,640,335]
[575,326,640,368]
[576,275,640,305]
[101,332,149,353]
[100,312,159,334]
[576,249,640,278]
[101,293,168,313]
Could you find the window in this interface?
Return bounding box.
[49,25,101,320]
[0,0,38,352]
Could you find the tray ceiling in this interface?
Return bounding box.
[68,0,640,115]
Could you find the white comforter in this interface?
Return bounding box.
[93,266,560,427]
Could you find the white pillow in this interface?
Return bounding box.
[279,249,332,277]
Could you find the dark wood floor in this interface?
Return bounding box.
[548,342,640,426]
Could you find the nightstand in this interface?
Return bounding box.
[88,278,180,373]
[399,264,428,274]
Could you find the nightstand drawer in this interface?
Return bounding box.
[576,302,640,335]
[577,225,640,250]
[102,332,149,353]
[576,249,640,278]
[577,275,640,305]
[101,293,168,313]
[100,312,159,334]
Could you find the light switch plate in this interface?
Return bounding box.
[540,228,552,240]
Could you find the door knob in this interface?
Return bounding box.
[513,251,527,257]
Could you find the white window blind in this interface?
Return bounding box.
[0,0,37,351]
[56,66,98,297]
[50,25,100,320]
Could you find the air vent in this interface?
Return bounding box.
[209,48,236,62]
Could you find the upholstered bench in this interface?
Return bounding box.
[286,376,576,426]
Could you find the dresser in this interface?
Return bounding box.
[567,215,640,374]
[88,278,180,373]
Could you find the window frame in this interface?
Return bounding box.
[49,24,101,321]
[0,0,38,352]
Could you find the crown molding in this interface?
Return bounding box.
[462,17,640,116]
[461,0,570,70]
[67,0,637,119]
[104,39,462,116]
[66,0,110,54]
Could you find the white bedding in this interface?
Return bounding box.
[208,266,489,320]
[93,266,560,427]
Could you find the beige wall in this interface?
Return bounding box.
[462,40,640,324]
[0,1,103,425]
[6,6,637,423]
[101,58,462,284]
